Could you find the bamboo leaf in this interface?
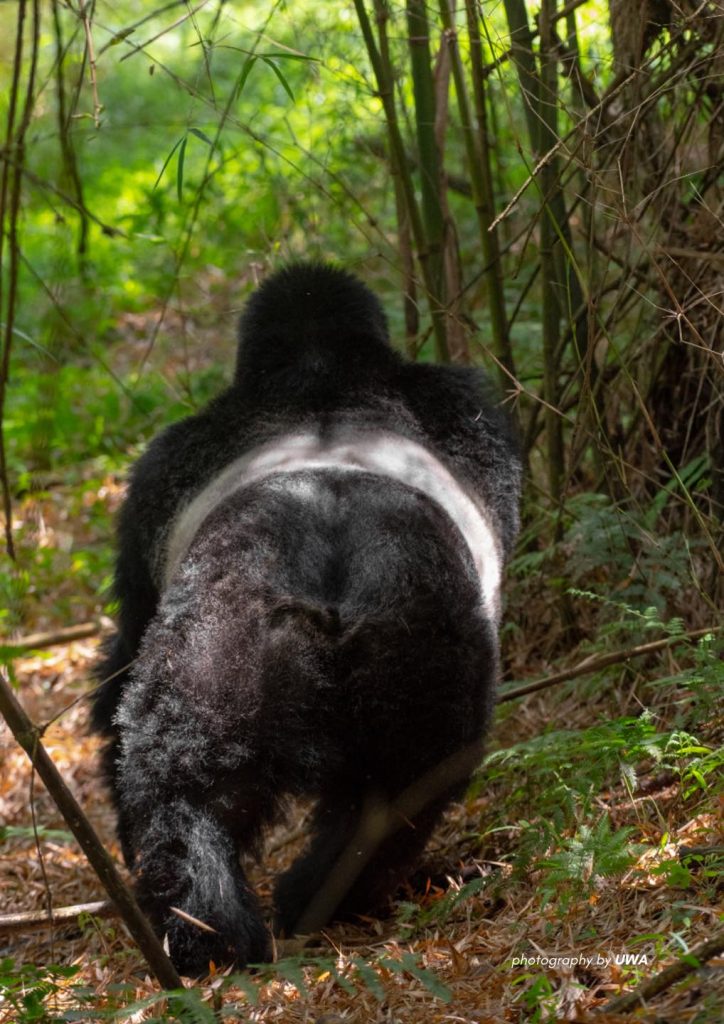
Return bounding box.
[235,54,257,99]
[153,134,185,192]
[261,51,316,62]
[176,134,188,203]
[188,126,213,147]
[259,55,295,101]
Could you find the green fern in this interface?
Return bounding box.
[536,815,639,908]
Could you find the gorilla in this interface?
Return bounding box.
[92,262,521,976]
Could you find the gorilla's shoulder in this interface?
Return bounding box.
[396,361,518,450]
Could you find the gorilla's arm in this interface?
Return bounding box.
[92,398,247,734]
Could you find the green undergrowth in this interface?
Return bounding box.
[0,950,451,1023]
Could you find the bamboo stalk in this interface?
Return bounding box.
[433,38,470,363]
[501,0,541,152]
[500,0,587,377]
[405,0,448,361]
[459,0,515,378]
[353,0,449,361]
[373,0,419,354]
[539,0,565,509]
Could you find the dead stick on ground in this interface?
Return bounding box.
[0,670,182,990]
[497,626,719,704]
[601,926,724,1014]
[0,814,322,933]
[3,621,100,653]
[0,900,114,933]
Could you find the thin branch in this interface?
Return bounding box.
[77,0,102,127]
[0,670,182,990]
[478,0,593,81]
[96,0,188,57]
[118,0,212,63]
[600,925,724,1014]
[497,626,720,703]
[12,160,122,236]
[0,812,309,936]
[0,900,114,934]
[2,621,100,654]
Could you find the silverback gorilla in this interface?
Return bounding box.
[92,263,521,976]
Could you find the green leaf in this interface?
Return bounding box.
[351,957,384,1000]
[176,134,188,203]
[235,55,257,99]
[380,953,451,1002]
[223,972,259,1005]
[260,56,295,101]
[153,134,185,192]
[261,51,317,62]
[188,127,214,147]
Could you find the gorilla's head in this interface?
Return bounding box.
[235,263,392,396]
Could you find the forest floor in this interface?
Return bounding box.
[1,308,722,1023]
[2,530,721,1023]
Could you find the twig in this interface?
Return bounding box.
[497,626,720,703]
[2,621,100,653]
[0,900,114,933]
[600,925,724,1014]
[489,66,635,231]
[97,0,188,57]
[170,906,218,934]
[0,814,312,935]
[77,0,102,127]
[52,0,90,268]
[0,0,40,561]
[0,669,182,990]
[118,0,211,63]
[479,0,592,80]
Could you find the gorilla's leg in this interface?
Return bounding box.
[111,537,342,974]
[128,796,271,976]
[274,781,467,937]
[113,613,278,975]
[274,595,494,938]
[116,722,274,975]
[273,797,362,937]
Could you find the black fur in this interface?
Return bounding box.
[93,263,521,976]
